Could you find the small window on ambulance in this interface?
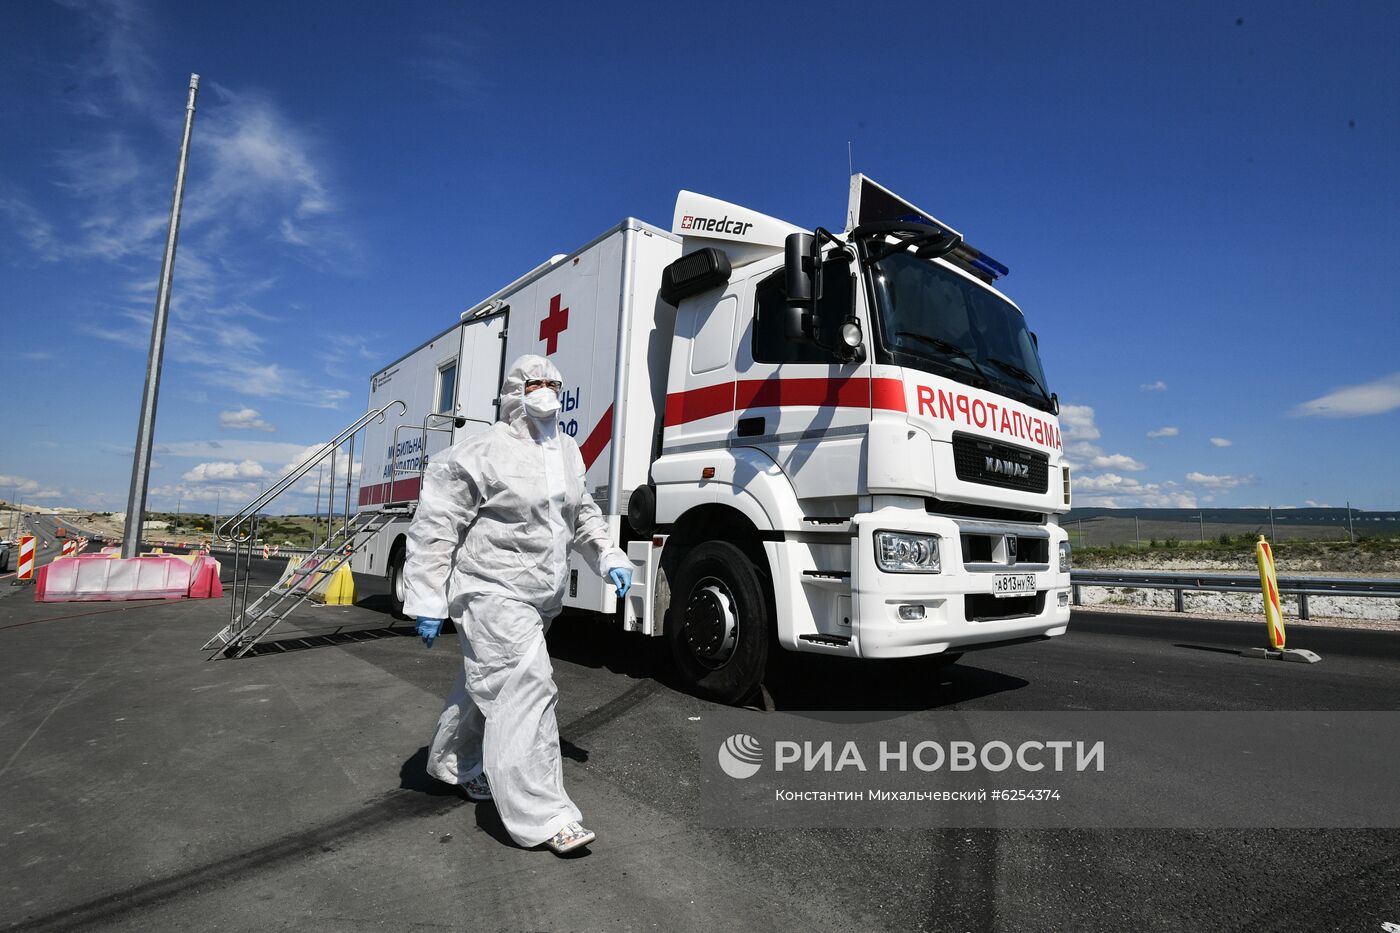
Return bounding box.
[688,295,738,375]
[436,361,458,413]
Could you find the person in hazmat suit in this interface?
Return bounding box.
[402,354,633,855]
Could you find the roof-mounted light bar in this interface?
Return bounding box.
[950,243,1010,281]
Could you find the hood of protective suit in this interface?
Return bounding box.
[498,354,564,424]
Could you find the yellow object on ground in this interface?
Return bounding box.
[1254,536,1286,650]
[315,563,356,606]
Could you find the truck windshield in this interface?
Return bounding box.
[866,250,1053,411]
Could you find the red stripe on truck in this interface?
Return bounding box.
[663,381,736,426]
[357,475,422,507]
[579,404,614,470]
[664,377,907,427]
[356,407,617,507]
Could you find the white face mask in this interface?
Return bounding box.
[523,386,561,419]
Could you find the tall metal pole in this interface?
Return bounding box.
[327,447,336,542]
[1347,501,1354,543]
[121,74,200,559]
[1198,511,1205,542]
[1135,515,1140,548]
[343,437,354,540]
[1269,506,1275,542]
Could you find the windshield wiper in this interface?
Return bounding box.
[895,331,993,386]
[987,356,1051,402]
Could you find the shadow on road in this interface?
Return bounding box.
[544,609,1029,713]
[240,624,416,657]
[763,653,1030,712]
[1174,643,1246,657]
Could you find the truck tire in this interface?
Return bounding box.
[387,542,408,620]
[668,540,771,705]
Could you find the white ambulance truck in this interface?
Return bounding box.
[351,175,1072,703]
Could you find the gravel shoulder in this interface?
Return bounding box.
[1074,545,1400,630]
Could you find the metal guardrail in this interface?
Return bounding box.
[1070,570,1400,620]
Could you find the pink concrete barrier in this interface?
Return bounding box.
[36,555,195,602]
[187,557,223,599]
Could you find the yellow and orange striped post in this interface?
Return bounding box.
[17,535,36,581]
[1254,535,1286,650]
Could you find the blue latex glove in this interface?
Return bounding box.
[416,616,444,648]
[608,567,633,599]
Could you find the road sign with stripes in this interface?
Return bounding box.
[1255,536,1286,649]
[18,535,36,580]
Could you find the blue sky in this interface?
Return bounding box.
[2,0,1397,514]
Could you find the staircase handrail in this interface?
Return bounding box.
[215,400,406,543]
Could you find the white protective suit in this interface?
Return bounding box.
[402,354,630,847]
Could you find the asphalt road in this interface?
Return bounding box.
[1,559,1397,932]
[0,513,101,580]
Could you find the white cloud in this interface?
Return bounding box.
[0,194,59,259]
[1185,471,1254,490]
[1139,380,1167,392]
[1071,474,1198,508]
[1073,473,1138,491]
[1304,499,1330,508]
[1147,426,1179,438]
[159,439,313,464]
[1090,453,1146,472]
[1292,373,1400,418]
[1209,437,1232,447]
[150,482,262,505]
[55,0,158,115]
[0,473,65,502]
[220,408,276,432]
[9,5,360,418]
[1058,404,1100,441]
[1057,402,1149,476]
[182,460,269,482]
[187,87,346,255]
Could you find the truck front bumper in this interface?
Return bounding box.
[850,507,1071,659]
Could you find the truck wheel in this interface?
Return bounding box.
[668,541,770,705]
[387,543,408,620]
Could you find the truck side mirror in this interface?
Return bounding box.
[784,232,816,304]
[784,232,821,342]
[783,305,811,342]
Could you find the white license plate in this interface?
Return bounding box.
[993,573,1037,598]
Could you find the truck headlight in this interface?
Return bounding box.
[875,532,941,573]
[1059,540,1072,573]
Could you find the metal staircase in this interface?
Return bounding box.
[204,400,406,658]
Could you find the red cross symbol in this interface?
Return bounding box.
[539,293,569,355]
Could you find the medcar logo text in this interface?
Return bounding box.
[680,214,754,236]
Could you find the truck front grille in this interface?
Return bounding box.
[965,591,1046,622]
[952,433,1049,494]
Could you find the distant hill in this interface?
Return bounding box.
[1065,507,1400,526]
